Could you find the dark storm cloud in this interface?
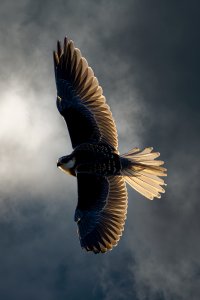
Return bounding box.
[0,0,200,299]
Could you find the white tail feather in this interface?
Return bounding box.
[121,147,167,200]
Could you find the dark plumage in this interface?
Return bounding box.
[54,37,167,253]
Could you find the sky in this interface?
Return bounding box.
[0,0,200,299]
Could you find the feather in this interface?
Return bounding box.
[54,37,118,150]
[75,174,127,253]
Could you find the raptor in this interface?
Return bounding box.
[54,37,167,254]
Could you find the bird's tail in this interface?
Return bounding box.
[120,147,167,200]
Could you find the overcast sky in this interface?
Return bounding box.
[0,1,200,299]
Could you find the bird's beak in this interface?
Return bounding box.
[57,161,61,167]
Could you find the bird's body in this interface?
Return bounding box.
[54,37,167,253]
[58,143,122,177]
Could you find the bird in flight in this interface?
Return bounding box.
[54,37,167,254]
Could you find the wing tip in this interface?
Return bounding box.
[57,40,62,57]
[53,51,59,66]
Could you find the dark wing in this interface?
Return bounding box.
[75,174,128,253]
[54,37,118,151]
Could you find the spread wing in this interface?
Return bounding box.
[75,174,128,253]
[54,37,118,151]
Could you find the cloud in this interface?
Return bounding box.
[0,0,200,299]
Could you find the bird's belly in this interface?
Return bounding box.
[76,157,121,176]
[74,143,121,176]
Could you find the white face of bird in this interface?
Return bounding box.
[57,156,76,175]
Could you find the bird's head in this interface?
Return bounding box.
[57,155,76,176]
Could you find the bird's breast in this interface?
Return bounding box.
[74,143,121,176]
